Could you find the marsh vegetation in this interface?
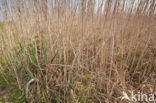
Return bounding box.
[0,0,156,103]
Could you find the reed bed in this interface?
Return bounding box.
[0,0,156,102]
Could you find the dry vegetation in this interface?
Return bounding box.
[0,0,156,103]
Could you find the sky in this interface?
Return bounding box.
[0,0,97,21]
[0,0,151,21]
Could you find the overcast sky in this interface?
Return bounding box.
[0,0,153,21]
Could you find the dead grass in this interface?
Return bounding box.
[0,0,156,103]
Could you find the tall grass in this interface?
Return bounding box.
[0,0,156,102]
